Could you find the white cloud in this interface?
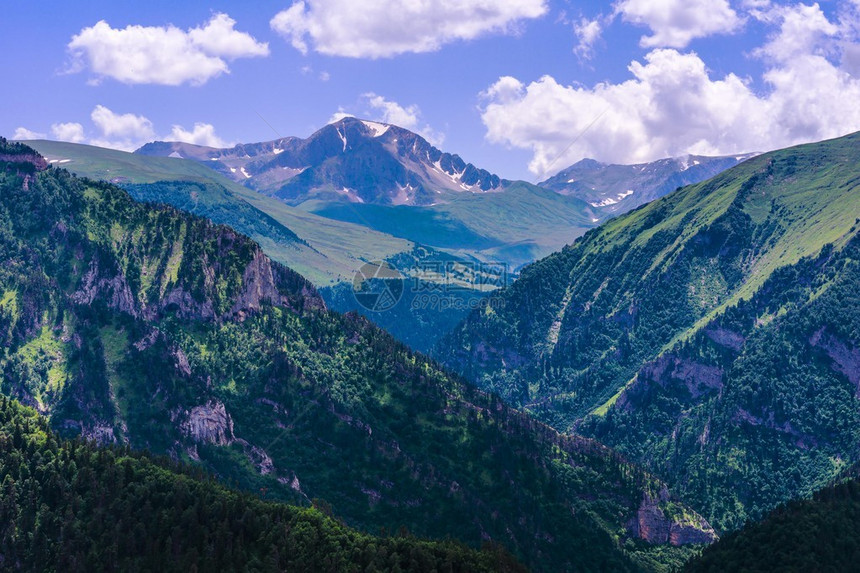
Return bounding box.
[617,0,743,48]
[68,13,268,86]
[91,105,154,141]
[30,106,229,152]
[51,122,86,144]
[186,13,270,59]
[88,105,155,151]
[365,94,421,130]
[12,127,46,140]
[271,0,547,58]
[479,2,860,176]
[327,108,354,124]
[573,17,604,60]
[481,37,860,176]
[168,123,229,147]
[754,2,838,62]
[365,93,444,146]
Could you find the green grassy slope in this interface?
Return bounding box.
[25,140,414,286]
[305,181,596,269]
[0,141,713,572]
[437,131,860,530]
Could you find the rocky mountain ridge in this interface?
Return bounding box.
[137,117,503,206]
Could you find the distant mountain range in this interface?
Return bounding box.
[137,117,751,221]
[134,117,752,269]
[539,153,758,217]
[23,139,491,353]
[24,124,754,352]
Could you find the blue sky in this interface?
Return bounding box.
[3,0,860,181]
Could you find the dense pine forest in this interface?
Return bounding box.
[0,395,524,572]
[685,470,860,572]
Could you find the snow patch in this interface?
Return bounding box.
[229,167,237,173]
[361,120,390,137]
[590,189,634,208]
[273,148,284,155]
[240,167,251,179]
[336,128,347,152]
[168,151,183,159]
[337,187,364,203]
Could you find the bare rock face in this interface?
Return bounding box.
[71,259,138,317]
[628,488,717,546]
[705,327,746,351]
[172,347,192,377]
[81,424,119,445]
[230,249,326,317]
[810,328,860,393]
[157,287,215,320]
[246,444,275,475]
[670,517,719,545]
[180,401,234,445]
[231,250,281,315]
[619,354,724,411]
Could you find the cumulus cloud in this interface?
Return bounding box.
[51,122,86,144]
[12,127,46,140]
[573,17,604,60]
[87,105,155,150]
[754,2,839,62]
[28,106,229,152]
[271,0,547,58]
[168,123,229,147]
[331,93,445,146]
[68,13,268,86]
[365,94,422,129]
[91,105,154,140]
[481,2,860,177]
[617,0,743,48]
[327,108,355,124]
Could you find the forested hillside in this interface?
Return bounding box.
[0,140,713,571]
[438,132,860,531]
[0,395,522,572]
[685,470,860,572]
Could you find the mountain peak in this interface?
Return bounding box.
[136,118,504,206]
[540,153,753,215]
[327,115,392,138]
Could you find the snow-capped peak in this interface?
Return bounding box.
[361,120,390,138]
